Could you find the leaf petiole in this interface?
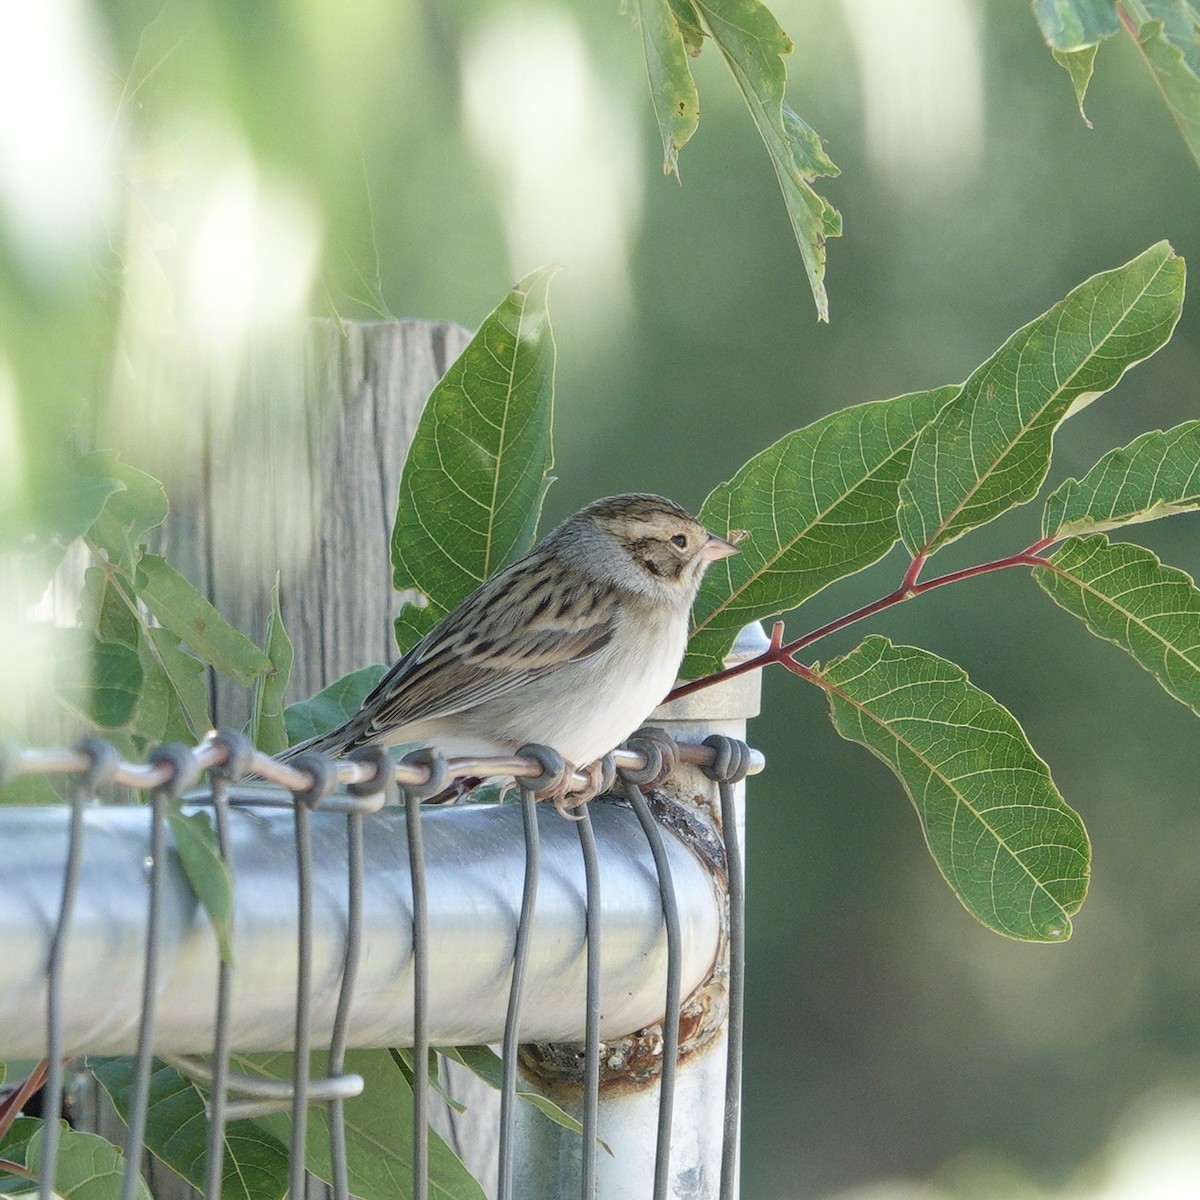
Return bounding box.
[671,538,1063,702]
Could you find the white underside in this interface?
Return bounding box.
[380,608,687,766]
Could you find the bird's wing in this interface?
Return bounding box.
[356,557,620,738]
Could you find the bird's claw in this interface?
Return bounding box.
[540,759,607,820]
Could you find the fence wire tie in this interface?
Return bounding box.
[200,771,234,1200]
[617,766,683,1200]
[700,733,751,1200]
[399,746,444,1200]
[497,750,548,1200]
[699,734,753,787]
[150,742,203,798]
[12,730,760,1200]
[118,744,197,1200]
[621,727,678,789]
[345,744,399,811]
[398,746,451,801]
[205,730,258,783]
[286,750,341,809]
[78,737,123,791]
[39,739,115,1200]
[575,794,604,1200]
[329,746,381,1200]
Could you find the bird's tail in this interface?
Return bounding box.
[276,719,363,764]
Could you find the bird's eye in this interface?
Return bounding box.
[670,533,688,549]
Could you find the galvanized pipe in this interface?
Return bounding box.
[509,622,767,1200]
[0,798,722,1059]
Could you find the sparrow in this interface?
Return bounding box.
[281,494,738,805]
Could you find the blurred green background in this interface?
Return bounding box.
[4,0,1200,1196]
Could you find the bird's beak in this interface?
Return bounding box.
[700,533,740,561]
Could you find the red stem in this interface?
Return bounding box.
[0,1060,49,1140]
[668,540,1057,702]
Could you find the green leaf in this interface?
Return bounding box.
[166,805,235,965]
[138,555,271,685]
[897,242,1184,558]
[5,451,125,550]
[78,567,137,649]
[88,1058,288,1200]
[634,0,701,176]
[0,1117,41,1180]
[390,1049,465,1113]
[816,636,1090,941]
[392,269,557,652]
[1032,0,1121,49]
[1042,421,1200,536]
[284,664,387,745]
[1034,535,1200,715]
[241,1049,486,1200]
[2,453,126,593]
[668,0,705,53]
[130,631,172,748]
[1135,0,1200,59]
[440,1047,586,1136]
[86,455,169,571]
[77,566,206,745]
[692,0,841,321]
[0,755,61,805]
[52,633,143,730]
[685,387,955,677]
[24,1122,151,1200]
[145,628,211,736]
[1052,44,1099,124]
[250,575,294,754]
[1130,9,1200,170]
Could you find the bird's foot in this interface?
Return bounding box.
[547,759,608,820]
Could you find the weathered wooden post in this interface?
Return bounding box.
[29,317,758,1199]
[83,318,477,1200]
[153,319,471,725]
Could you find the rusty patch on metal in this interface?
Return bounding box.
[520,964,730,1097]
[520,769,733,1097]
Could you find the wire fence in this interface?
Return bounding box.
[1,727,761,1200]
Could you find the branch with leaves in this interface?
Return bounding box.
[1034,0,1200,165]
[632,0,1200,320]
[1,243,1196,1198]
[299,242,1193,948]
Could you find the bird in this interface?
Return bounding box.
[280,494,739,807]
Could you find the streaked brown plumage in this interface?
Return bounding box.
[282,494,737,784]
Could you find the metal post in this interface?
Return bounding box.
[510,624,767,1199]
[0,778,733,1059]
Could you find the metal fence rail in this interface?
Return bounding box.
[0,729,760,1200]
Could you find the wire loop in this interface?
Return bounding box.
[399,747,451,801]
[207,730,257,782]
[516,743,569,796]
[593,751,618,797]
[700,735,753,785]
[621,727,677,787]
[287,751,341,807]
[147,743,202,797]
[346,744,397,809]
[77,737,122,791]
